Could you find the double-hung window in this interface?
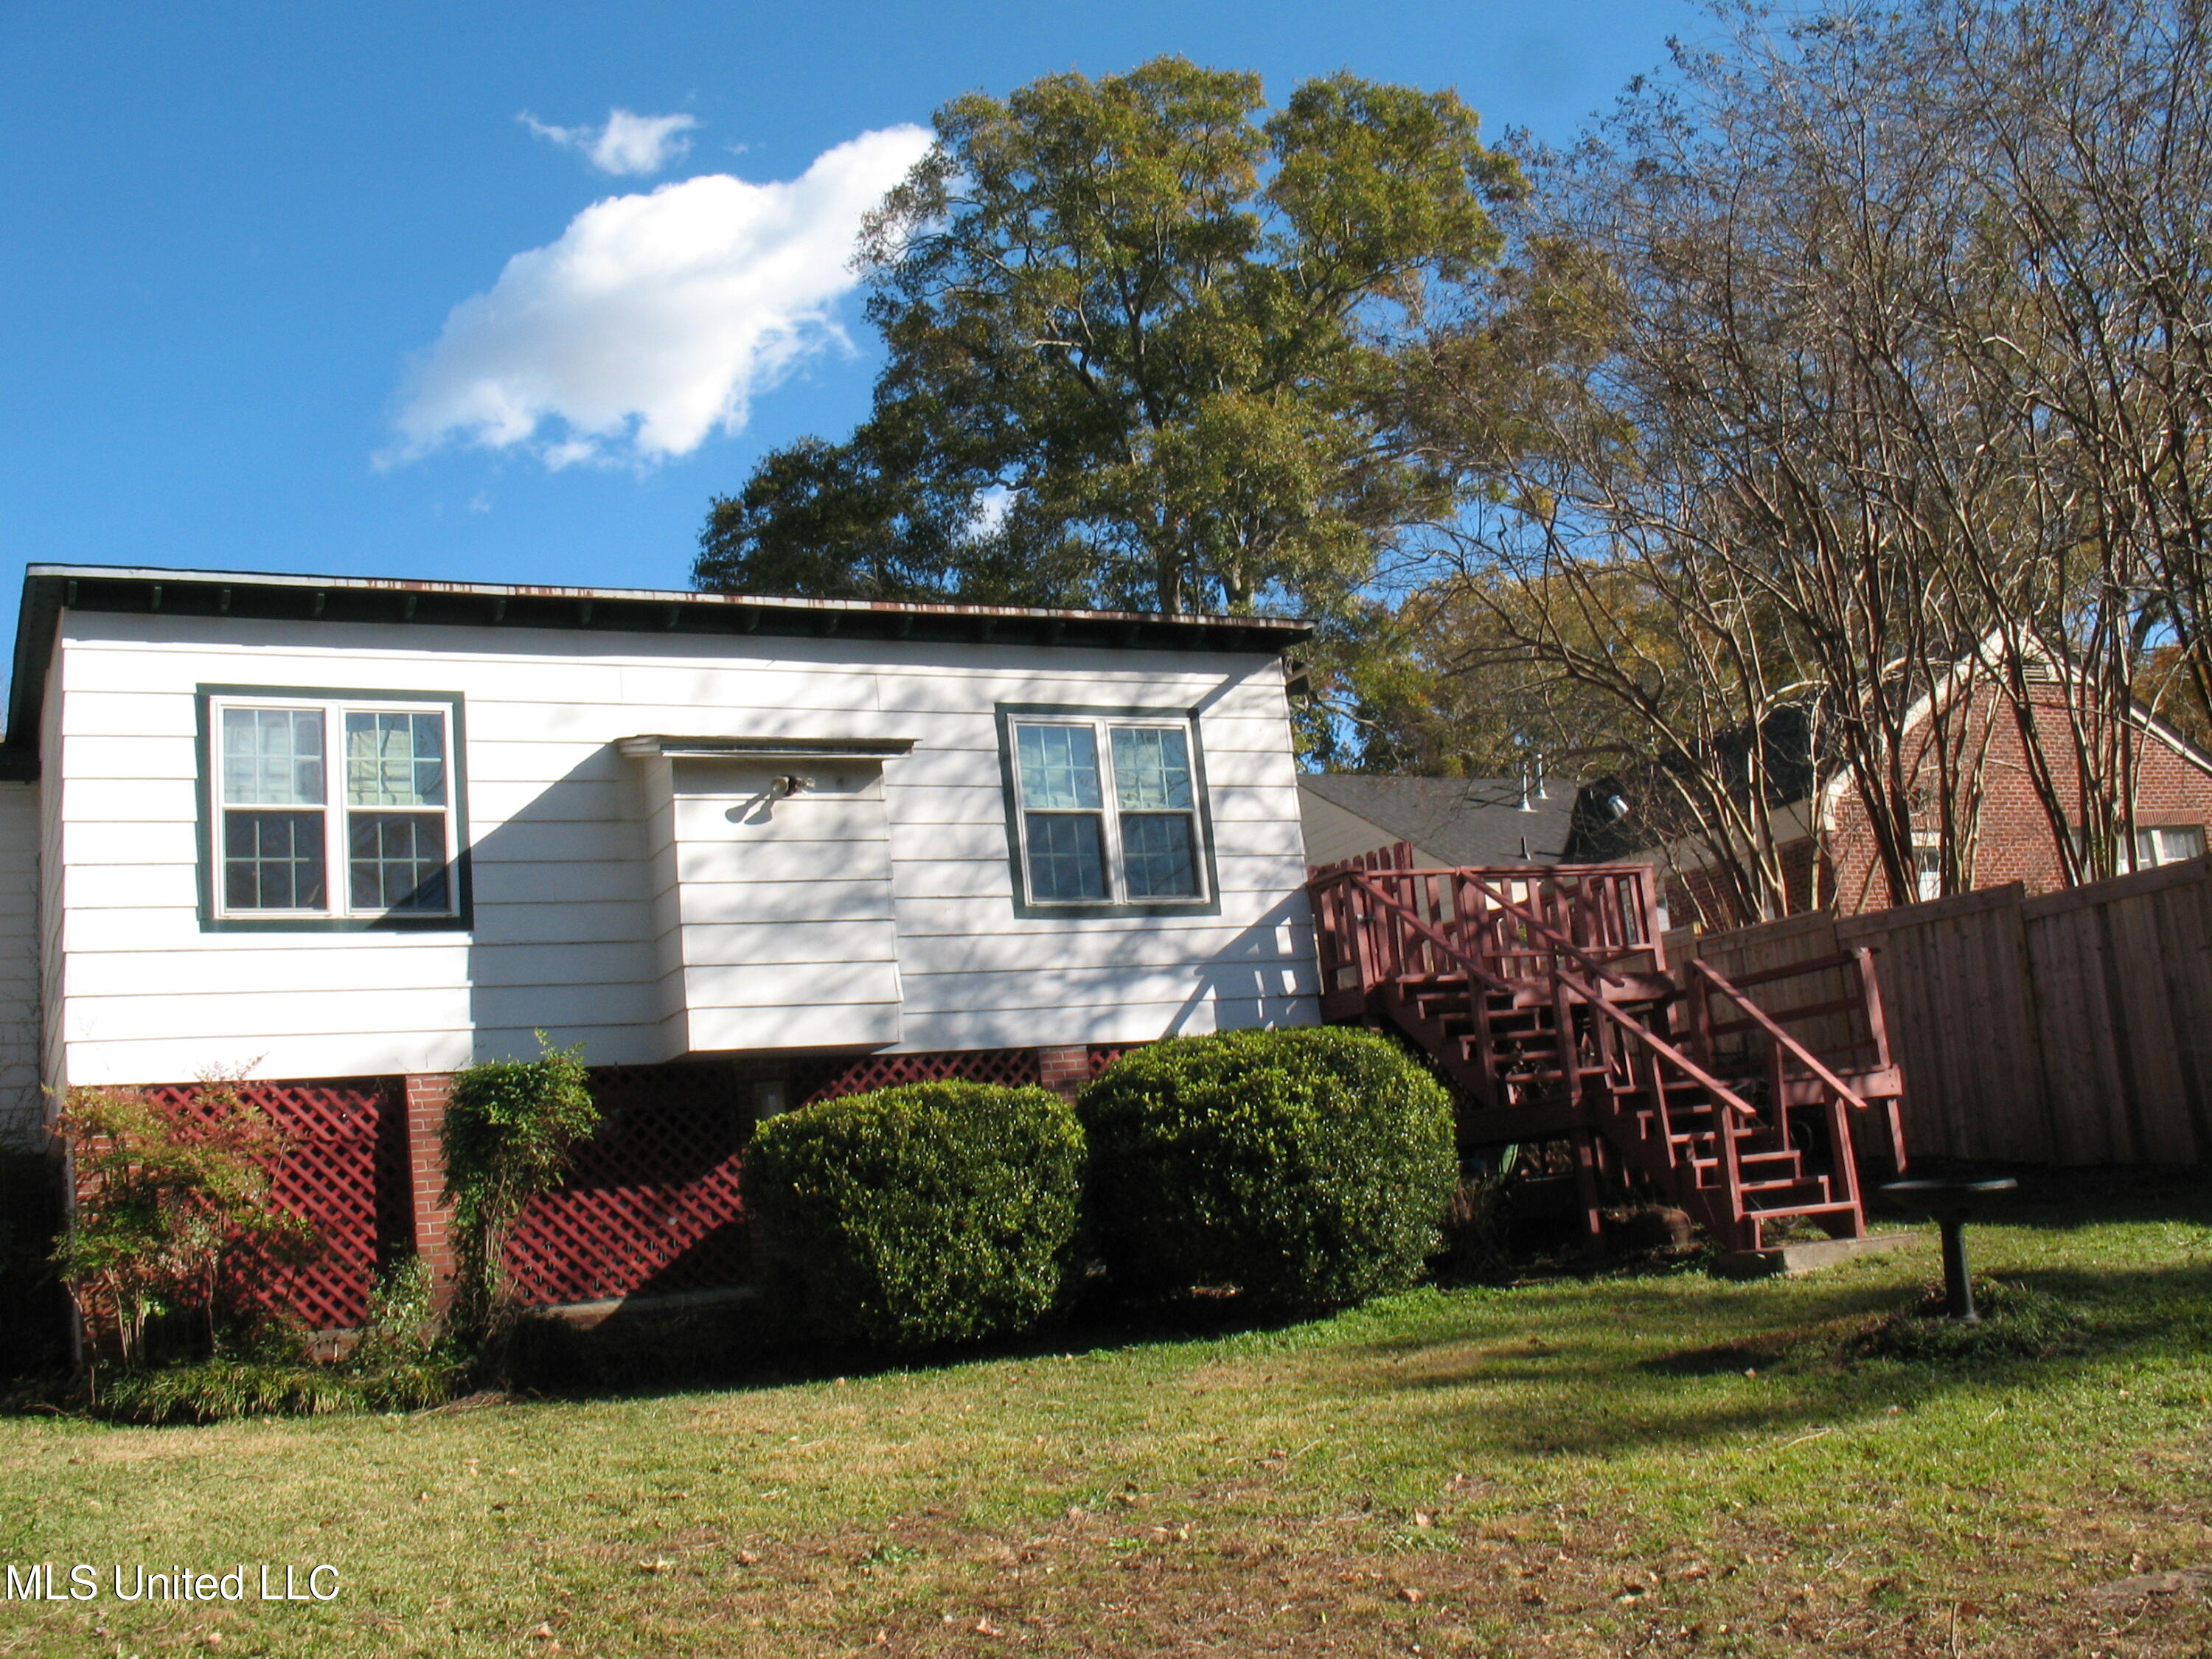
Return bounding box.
[1007,712,1208,906]
[2134,824,2206,869]
[207,691,465,925]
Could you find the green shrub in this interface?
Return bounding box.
[742,1082,1085,1350]
[440,1034,598,1346]
[1079,1027,1457,1315]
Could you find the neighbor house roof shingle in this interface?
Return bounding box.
[1296,773,1578,870]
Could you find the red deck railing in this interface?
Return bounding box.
[1307,843,1903,1250]
[1309,844,1666,1010]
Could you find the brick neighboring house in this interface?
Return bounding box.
[1589,650,2212,926]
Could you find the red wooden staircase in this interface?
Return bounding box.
[1307,846,1907,1253]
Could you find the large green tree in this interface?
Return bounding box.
[697,56,1521,616]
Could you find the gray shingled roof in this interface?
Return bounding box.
[1297,773,1579,869]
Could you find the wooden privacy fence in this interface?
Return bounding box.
[1667,855,2212,1166]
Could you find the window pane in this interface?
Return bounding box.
[221,709,324,805]
[1015,724,1102,810]
[1023,813,1107,901]
[1111,726,1193,810]
[222,810,327,910]
[1121,813,1198,898]
[347,712,447,807]
[349,813,451,912]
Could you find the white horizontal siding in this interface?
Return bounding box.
[658,880,899,927]
[0,784,41,1146]
[470,860,646,905]
[877,919,1313,974]
[900,961,1318,1015]
[48,612,1318,1083]
[655,755,901,1052]
[66,942,471,997]
[40,650,68,1101]
[659,919,889,968]
[671,959,904,1012]
[890,892,1310,939]
[61,1023,667,1087]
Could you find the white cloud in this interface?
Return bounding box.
[968,485,1014,538]
[386,125,934,470]
[521,107,699,176]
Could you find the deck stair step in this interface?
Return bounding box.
[1312,856,1880,1252]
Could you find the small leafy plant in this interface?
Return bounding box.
[94,1262,461,1424]
[439,1034,598,1349]
[50,1076,316,1368]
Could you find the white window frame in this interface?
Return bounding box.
[207,692,463,922]
[1006,713,1209,908]
[2132,824,2206,870]
[1911,833,1944,902]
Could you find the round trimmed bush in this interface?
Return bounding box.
[741,1081,1085,1350]
[1079,1027,1456,1315]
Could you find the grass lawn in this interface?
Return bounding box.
[3,1175,2209,1658]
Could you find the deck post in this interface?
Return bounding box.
[1570,1129,1605,1254]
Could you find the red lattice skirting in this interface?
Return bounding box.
[504,1063,751,1307]
[792,1047,1041,1103]
[1085,1043,1147,1078]
[127,1048,1091,1325]
[138,1078,401,1332]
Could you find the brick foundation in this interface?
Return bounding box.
[403,1072,458,1310]
[1037,1045,1091,1100]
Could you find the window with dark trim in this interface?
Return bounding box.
[201,688,467,929]
[2134,824,2206,869]
[1005,712,1208,906]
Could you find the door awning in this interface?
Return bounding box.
[618,734,917,761]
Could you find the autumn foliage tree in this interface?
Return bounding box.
[1396,0,2212,919]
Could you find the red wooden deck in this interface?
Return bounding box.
[1307,843,1907,1252]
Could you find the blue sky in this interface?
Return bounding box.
[1,0,1697,666]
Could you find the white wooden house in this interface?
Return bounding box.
[0,565,1319,1312]
[1,560,1320,1115]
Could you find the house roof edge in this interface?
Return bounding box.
[3,564,1312,775]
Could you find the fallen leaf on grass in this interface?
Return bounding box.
[2089,1567,2212,1602]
